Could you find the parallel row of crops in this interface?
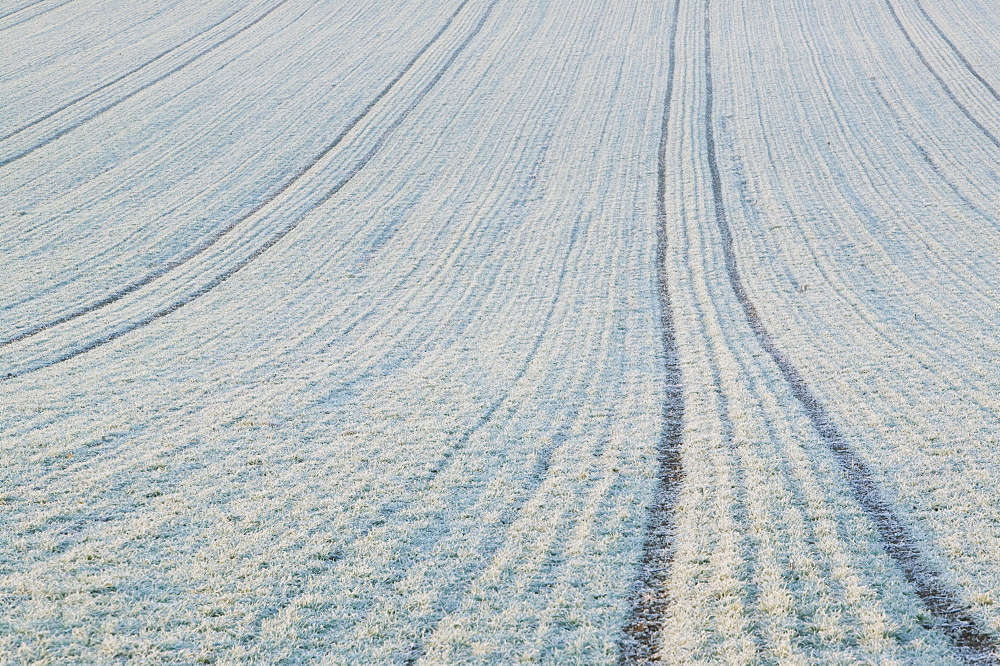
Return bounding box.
[2,0,997,662]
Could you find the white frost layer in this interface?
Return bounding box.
[1,0,998,662]
[2,0,668,662]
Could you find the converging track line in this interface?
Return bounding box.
[907,0,1000,104]
[0,0,469,349]
[0,0,49,21]
[702,0,999,662]
[882,0,1000,150]
[1,0,499,381]
[617,0,684,661]
[0,0,74,31]
[0,0,46,21]
[0,1,255,143]
[0,0,293,168]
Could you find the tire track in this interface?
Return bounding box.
[0,0,460,346]
[870,83,999,230]
[618,0,683,660]
[0,0,500,380]
[227,126,583,656]
[4,10,542,434]
[0,0,292,168]
[0,0,353,325]
[906,0,1000,105]
[190,4,608,637]
[0,0,73,31]
[0,0,49,21]
[0,1,253,143]
[882,0,1000,150]
[284,98,572,603]
[762,0,1000,401]
[703,0,999,661]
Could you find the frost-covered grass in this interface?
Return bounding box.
[2,0,999,662]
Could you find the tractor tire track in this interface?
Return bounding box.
[906,0,1000,105]
[617,0,683,661]
[0,0,73,31]
[153,4,639,648]
[0,0,342,323]
[0,0,500,380]
[0,0,292,168]
[882,0,1000,150]
[251,0,566,588]
[0,0,47,22]
[0,0,467,347]
[0,0,51,22]
[869,83,999,231]
[703,0,999,661]
[0,1,254,143]
[221,95,586,652]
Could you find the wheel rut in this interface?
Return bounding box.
[906,0,1000,105]
[0,0,73,31]
[617,0,684,660]
[1,0,496,380]
[882,0,1000,150]
[0,1,266,143]
[703,0,999,661]
[0,0,294,167]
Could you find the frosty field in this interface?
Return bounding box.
[1,0,999,662]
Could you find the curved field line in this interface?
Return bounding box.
[1,0,499,381]
[387,3,622,647]
[0,0,467,351]
[616,0,683,662]
[882,0,1000,150]
[0,2,253,143]
[0,0,49,21]
[869,83,999,232]
[0,0,73,31]
[401,211,582,665]
[906,0,1000,104]
[702,0,999,662]
[0,0,291,168]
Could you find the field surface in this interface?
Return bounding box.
[1,0,999,663]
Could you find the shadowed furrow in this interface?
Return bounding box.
[0,0,293,167]
[2,0,998,662]
[0,0,73,31]
[881,0,1000,150]
[617,0,684,661]
[0,0,495,378]
[703,0,999,660]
